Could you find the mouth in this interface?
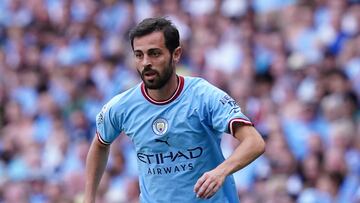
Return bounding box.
[143,71,158,80]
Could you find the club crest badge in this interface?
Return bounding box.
[152,118,168,136]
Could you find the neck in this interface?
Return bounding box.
[147,74,178,101]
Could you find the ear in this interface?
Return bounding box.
[172,47,182,63]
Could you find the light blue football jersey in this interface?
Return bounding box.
[96,76,253,203]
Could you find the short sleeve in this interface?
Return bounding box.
[96,98,122,145]
[205,82,252,136]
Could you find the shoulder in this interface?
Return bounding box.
[184,76,214,89]
[184,76,208,85]
[101,84,141,114]
[184,76,222,94]
[183,76,232,107]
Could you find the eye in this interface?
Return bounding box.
[134,52,143,59]
[149,50,161,57]
[152,52,160,57]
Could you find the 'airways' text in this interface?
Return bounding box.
[147,163,194,175]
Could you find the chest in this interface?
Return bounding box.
[122,100,209,153]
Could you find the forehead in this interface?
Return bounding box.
[133,31,166,51]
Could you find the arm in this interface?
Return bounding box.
[84,135,111,203]
[194,123,265,199]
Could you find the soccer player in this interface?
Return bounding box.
[84,17,265,203]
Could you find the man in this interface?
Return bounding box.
[84,17,265,203]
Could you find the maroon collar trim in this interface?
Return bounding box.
[141,76,184,105]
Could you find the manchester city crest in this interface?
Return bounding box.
[152,118,168,136]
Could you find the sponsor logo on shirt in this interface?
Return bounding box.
[137,147,203,164]
[97,113,104,125]
[97,104,109,125]
[137,147,203,175]
[219,95,240,114]
[154,137,170,146]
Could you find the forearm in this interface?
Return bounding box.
[84,138,110,203]
[194,126,265,199]
[217,126,265,177]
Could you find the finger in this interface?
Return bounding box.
[206,183,222,199]
[194,174,207,193]
[203,181,217,199]
[197,178,212,198]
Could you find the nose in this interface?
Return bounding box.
[142,54,151,68]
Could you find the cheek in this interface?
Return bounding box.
[161,56,172,67]
[149,58,167,70]
[133,60,142,70]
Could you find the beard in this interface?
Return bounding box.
[138,57,174,90]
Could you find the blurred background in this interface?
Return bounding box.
[0,0,359,202]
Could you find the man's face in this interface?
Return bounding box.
[133,31,176,89]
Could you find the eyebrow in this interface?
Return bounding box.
[134,48,162,53]
[148,48,162,53]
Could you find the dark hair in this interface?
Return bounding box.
[129,17,180,54]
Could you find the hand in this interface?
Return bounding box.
[193,168,226,199]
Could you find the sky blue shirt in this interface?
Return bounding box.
[96,76,253,203]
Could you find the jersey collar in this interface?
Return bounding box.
[141,75,184,105]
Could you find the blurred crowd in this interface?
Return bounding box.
[0,0,359,202]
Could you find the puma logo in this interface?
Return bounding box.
[155,138,170,146]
